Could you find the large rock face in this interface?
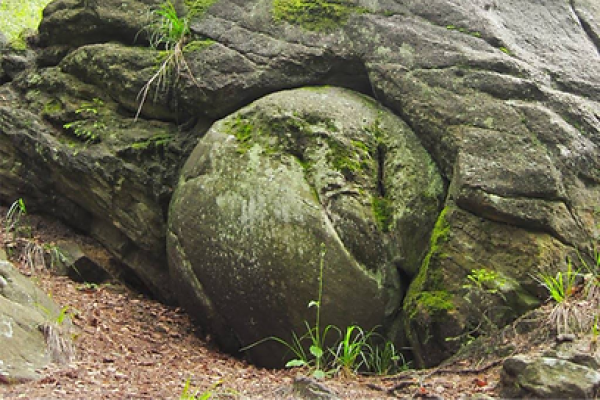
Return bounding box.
[0,0,598,367]
[167,87,444,367]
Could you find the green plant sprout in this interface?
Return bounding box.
[151,1,190,49]
[331,325,373,377]
[136,1,190,120]
[366,340,406,376]
[463,268,506,294]
[63,98,106,143]
[534,256,599,336]
[4,198,27,239]
[43,243,67,270]
[37,303,76,326]
[460,268,508,338]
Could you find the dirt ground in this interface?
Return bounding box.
[0,207,532,399]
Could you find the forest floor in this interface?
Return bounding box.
[0,207,552,399]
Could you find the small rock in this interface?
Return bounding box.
[500,354,600,399]
[0,259,67,381]
[556,333,576,343]
[291,376,338,400]
[55,240,110,284]
[553,337,600,370]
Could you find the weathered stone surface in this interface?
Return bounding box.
[0,70,202,303]
[0,258,63,382]
[403,205,571,367]
[0,0,598,369]
[547,337,600,370]
[168,87,444,367]
[38,0,155,49]
[501,352,600,398]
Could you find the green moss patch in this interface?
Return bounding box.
[226,115,267,154]
[417,206,451,277]
[326,137,372,178]
[414,290,454,317]
[404,207,453,315]
[42,99,63,117]
[272,0,367,32]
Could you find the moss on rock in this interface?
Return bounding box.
[412,290,454,319]
[272,0,367,32]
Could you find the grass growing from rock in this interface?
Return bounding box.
[0,0,52,48]
[136,0,217,120]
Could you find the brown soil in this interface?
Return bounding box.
[0,207,549,399]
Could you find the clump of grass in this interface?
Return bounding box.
[3,198,35,262]
[23,240,46,273]
[534,255,599,336]
[136,0,217,120]
[4,198,27,243]
[331,325,371,377]
[366,341,407,376]
[3,199,67,273]
[535,260,579,304]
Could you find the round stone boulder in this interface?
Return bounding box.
[167,87,444,367]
